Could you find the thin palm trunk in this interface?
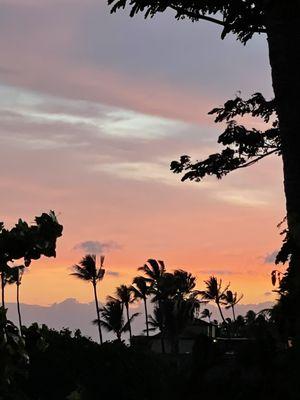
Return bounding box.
[216,301,226,324]
[231,305,236,322]
[125,304,132,342]
[92,281,103,345]
[1,272,5,308]
[16,283,22,335]
[159,300,166,353]
[143,297,149,337]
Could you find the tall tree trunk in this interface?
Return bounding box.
[276,251,300,341]
[266,2,300,245]
[266,1,300,341]
[143,297,149,337]
[125,303,132,342]
[92,281,103,345]
[17,283,22,336]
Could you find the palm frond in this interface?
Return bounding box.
[99,320,113,332]
[70,271,91,281]
[122,312,139,332]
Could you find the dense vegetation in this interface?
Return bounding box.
[2,312,300,400]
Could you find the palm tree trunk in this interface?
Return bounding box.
[1,272,5,308]
[231,305,236,322]
[216,301,226,324]
[158,300,166,354]
[143,297,149,337]
[92,281,103,345]
[125,304,132,342]
[17,283,22,335]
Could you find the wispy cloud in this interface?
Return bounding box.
[73,240,121,254]
[197,269,237,276]
[106,271,120,277]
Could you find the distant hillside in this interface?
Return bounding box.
[6,298,275,342]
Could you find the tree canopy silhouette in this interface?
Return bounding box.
[170,93,279,181]
[0,211,63,309]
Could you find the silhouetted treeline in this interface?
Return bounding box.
[1,321,299,400]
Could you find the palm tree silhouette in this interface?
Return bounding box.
[95,299,138,342]
[200,276,229,324]
[131,276,151,336]
[169,297,200,353]
[110,284,135,341]
[148,298,199,353]
[173,269,197,299]
[224,290,243,321]
[71,254,105,344]
[147,305,163,333]
[201,308,212,323]
[6,266,24,335]
[138,259,166,285]
[138,259,170,352]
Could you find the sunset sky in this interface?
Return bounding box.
[1,0,284,306]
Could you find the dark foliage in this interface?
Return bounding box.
[170,93,280,182]
[108,0,267,44]
[22,325,183,400]
[0,211,63,264]
[1,321,298,400]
